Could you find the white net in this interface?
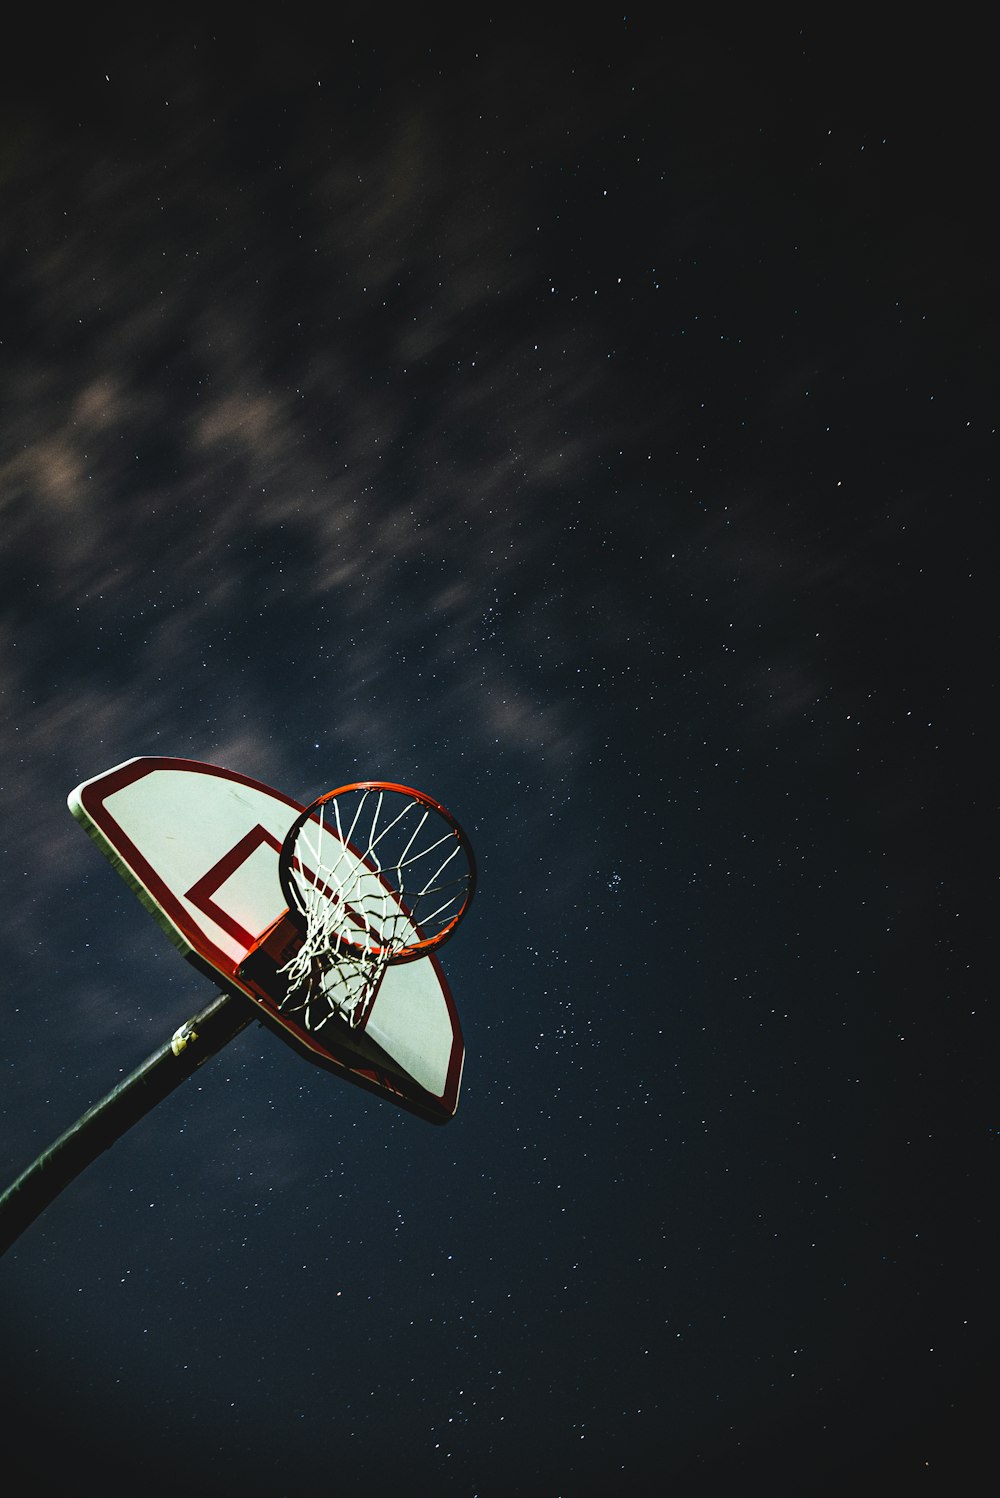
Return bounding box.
[276,784,474,1030]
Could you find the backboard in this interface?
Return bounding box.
[68,757,464,1122]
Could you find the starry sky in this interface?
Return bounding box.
[0,16,993,1496]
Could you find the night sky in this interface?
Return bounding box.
[0,17,993,1496]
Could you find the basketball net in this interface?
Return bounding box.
[275,783,476,1031]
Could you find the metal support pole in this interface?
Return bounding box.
[0,990,253,1256]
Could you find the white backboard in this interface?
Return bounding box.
[68,757,464,1122]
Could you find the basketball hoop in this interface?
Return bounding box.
[271,781,476,1030]
[0,761,476,1252]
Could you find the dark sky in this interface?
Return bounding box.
[0,16,993,1496]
